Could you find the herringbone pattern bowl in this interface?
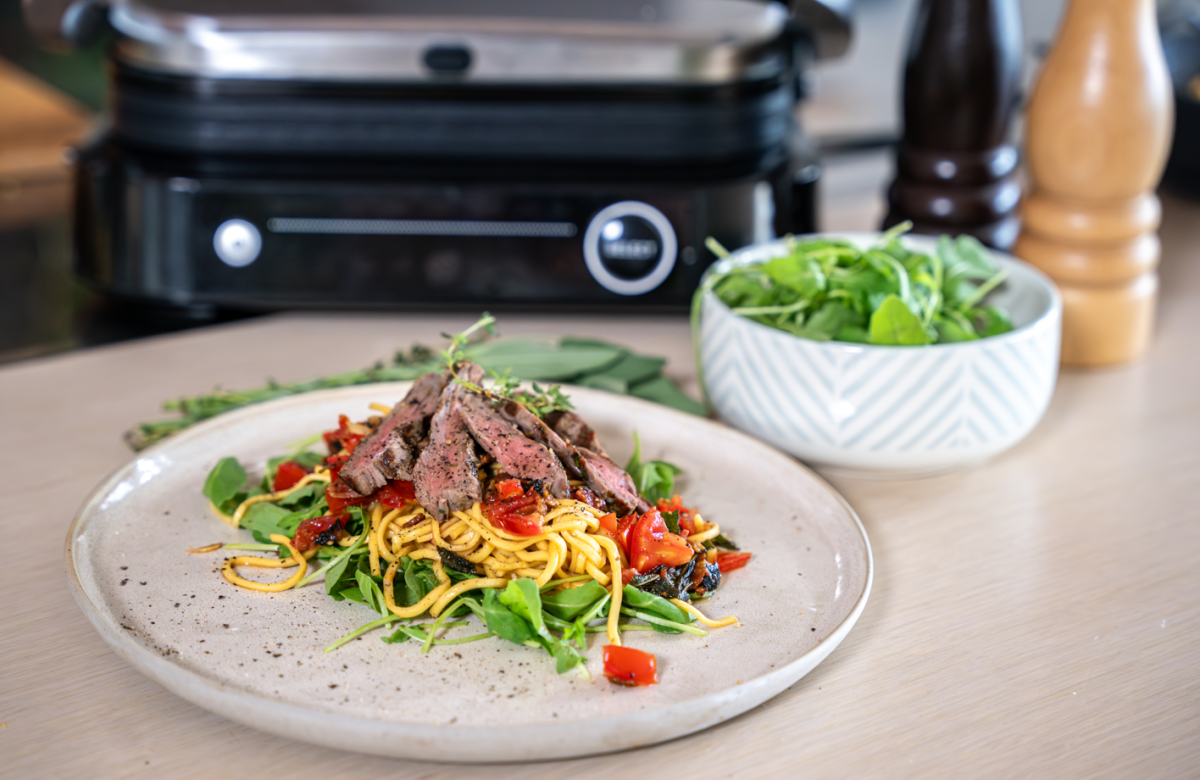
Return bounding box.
[698,235,1062,478]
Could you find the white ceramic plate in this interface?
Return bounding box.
[66,384,872,763]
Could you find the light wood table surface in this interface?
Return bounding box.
[3,191,1199,777]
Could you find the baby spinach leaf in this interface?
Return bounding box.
[203,457,247,507]
[869,295,933,346]
[277,482,324,507]
[620,585,693,625]
[540,580,608,621]
[243,502,293,543]
[624,431,685,504]
[355,567,388,616]
[480,588,541,647]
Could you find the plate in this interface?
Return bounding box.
[66,384,872,762]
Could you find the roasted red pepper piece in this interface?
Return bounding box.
[292,515,344,552]
[272,460,310,492]
[482,482,546,536]
[715,551,752,573]
[375,480,417,508]
[325,478,371,515]
[603,645,658,686]
[323,415,363,455]
[629,509,693,574]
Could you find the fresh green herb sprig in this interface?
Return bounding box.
[696,225,1014,349]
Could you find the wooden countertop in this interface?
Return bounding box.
[3,192,1199,777]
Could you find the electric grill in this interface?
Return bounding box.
[34,0,852,312]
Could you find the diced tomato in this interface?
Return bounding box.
[292,515,344,552]
[603,645,657,686]
[715,551,752,573]
[375,480,416,508]
[273,460,310,492]
[482,482,546,536]
[620,567,635,586]
[677,512,696,537]
[495,479,524,500]
[598,513,619,535]
[326,479,372,515]
[629,509,693,574]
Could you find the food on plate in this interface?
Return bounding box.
[199,339,748,680]
[698,224,1015,346]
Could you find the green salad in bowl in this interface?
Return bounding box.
[699,223,1014,347]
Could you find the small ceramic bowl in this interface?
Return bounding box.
[696,233,1062,479]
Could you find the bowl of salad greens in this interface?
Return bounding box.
[693,229,1062,478]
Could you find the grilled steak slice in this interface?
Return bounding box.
[459,393,570,498]
[340,371,448,495]
[494,399,585,480]
[546,410,609,459]
[577,447,642,516]
[413,365,484,520]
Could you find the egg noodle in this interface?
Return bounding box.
[209,412,738,651]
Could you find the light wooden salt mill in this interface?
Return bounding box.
[1014,0,1173,365]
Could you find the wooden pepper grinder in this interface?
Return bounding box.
[883,0,1024,249]
[1014,0,1173,365]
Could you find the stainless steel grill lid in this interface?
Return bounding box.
[108,0,791,84]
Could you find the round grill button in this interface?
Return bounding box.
[213,219,262,267]
[583,202,677,296]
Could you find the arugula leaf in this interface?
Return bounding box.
[203,457,247,507]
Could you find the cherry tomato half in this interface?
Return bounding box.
[715,551,752,573]
[273,460,310,492]
[603,645,658,686]
[629,509,693,574]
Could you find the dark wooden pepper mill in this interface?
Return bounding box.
[883,0,1024,249]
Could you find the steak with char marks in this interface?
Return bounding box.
[494,399,585,480]
[577,447,644,516]
[413,364,484,520]
[545,410,609,458]
[459,393,570,498]
[339,371,448,495]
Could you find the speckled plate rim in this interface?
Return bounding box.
[65,385,873,763]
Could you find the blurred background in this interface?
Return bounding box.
[3,0,1195,365]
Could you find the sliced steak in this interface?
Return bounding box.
[413,365,484,520]
[459,392,570,498]
[546,410,609,459]
[340,371,448,495]
[494,399,585,480]
[577,447,642,516]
